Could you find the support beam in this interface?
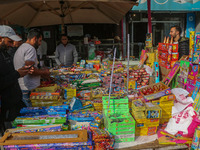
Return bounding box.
[27,3,38,11]
[45,2,61,16]
[66,1,73,23]
[65,2,89,16]
[26,2,44,27]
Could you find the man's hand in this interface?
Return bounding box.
[41,68,50,79]
[17,66,30,77]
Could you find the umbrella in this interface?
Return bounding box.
[0,0,138,27]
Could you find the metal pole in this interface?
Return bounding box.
[107,48,116,115]
[131,21,134,56]
[127,34,130,95]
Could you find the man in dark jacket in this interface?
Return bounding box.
[0,25,30,134]
[170,25,189,59]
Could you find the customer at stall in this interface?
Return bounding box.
[169,25,189,59]
[7,34,23,59]
[113,36,121,59]
[14,28,50,107]
[55,34,78,67]
[0,25,30,133]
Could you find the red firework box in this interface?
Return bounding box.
[139,82,171,101]
[158,43,178,69]
[129,68,150,88]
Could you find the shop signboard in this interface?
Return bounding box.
[186,13,195,38]
[132,0,200,11]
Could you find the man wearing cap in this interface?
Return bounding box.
[14,28,50,107]
[0,25,30,133]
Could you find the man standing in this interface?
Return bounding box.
[0,25,30,132]
[170,25,189,59]
[55,34,78,67]
[14,28,50,107]
[37,39,47,67]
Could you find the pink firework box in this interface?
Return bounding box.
[186,64,199,94]
[187,64,199,85]
[163,61,180,86]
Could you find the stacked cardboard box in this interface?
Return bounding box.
[129,68,150,88]
[102,96,135,143]
[131,99,161,136]
[158,43,178,69]
[152,94,175,124]
[102,74,125,93]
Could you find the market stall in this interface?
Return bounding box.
[0,31,200,150]
[1,1,200,150]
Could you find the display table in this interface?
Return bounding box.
[115,134,188,150]
[121,60,140,66]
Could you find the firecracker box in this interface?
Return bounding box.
[189,31,195,62]
[159,94,175,101]
[194,32,200,52]
[104,113,135,135]
[146,53,155,64]
[90,88,108,99]
[192,79,200,100]
[192,52,200,64]
[0,130,89,147]
[135,118,159,128]
[132,99,146,111]
[162,61,180,86]
[132,110,146,120]
[139,82,171,101]
[136,126,157,136]
[30,91,61,96]
[63,88,76,99]
[153,62,160,83]
[145,102,162,119]
[35,84,58,93]
[193,92,200,113]
[102,96,129,115]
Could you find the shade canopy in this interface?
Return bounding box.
[0,0,138,27]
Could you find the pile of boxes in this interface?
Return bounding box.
[131,99,161,136]
[152,94,175,124]
[158,43,179,69]
[129,68,150,88]
[102,96,135,143]
[102,74,125,93]
[30,84,62,107]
